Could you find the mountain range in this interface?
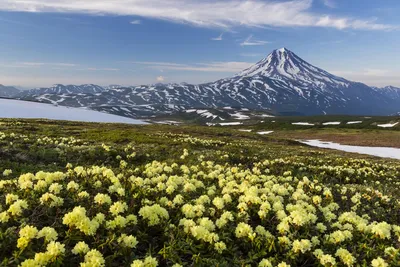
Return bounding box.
[2,48,400,119]
[0,84,20,98]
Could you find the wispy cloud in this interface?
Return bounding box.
[17,62,77,67]
[80,67,119,71]
[322,0,336,8]
[240,35,270,46]
[130,19,142,25]
[0,0,396,31]
[132,61,254,73]
[211,33,223,41]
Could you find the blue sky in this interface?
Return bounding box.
[0,0,399,88]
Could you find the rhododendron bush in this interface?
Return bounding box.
[0,123,399,266]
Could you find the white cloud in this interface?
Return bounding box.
[81,68,119,71]
[18,62,77,67]
[133,61,254,73]
[0,0,396,31]
[130,19,141,25]
[211,33,223,41]
[240,35,270,46]
[322,0,336,8]
[156,76,165,82]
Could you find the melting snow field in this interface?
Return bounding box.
[238,129,252,132]
[257,131,274,135]
[154,120,181,125]
[219,122,243,126]
[0,99,146,124]
[323,122,341,125]
[377,122,399,128]
[292,122,315,126]
[230,112,250,120]
[347,121,363,125]
[299,140,400,160]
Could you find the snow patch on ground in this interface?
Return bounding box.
[347,121,362,125]
[0,99,145,124]
[258,114,275,118]
[185,109,219,120]
[238,129,252,132]
[257,131,274,135]
[292,122,315,126]
[323,122,341,125]
[377,122,399,128]
[154,120,181,125]
[219,122,243,126]
[230,112,250,120]
[299,140,400,160]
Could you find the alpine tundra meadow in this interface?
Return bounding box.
[0,120,399,266]
[1,0,400,266]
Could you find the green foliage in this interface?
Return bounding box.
[0,119,399,266]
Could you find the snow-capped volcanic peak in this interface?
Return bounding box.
[237,48,349,87]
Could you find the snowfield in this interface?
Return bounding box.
[347,121,363,125]
[299,140,400,160]
[292,122,315,126]
[257,131,274,135]
[377,122,399,128]
[322,122,341,125]
[219,122,243,126]
[0,99,145,124]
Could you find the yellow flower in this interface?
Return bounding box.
[259,259,273,267]
[72,241,90,255]
[20,259,38,267]
[32,252,51,265]
[292,239,312,254]
[46,241,65,258]
[8,199,28,216]
[118,234,138,248]
[67,181,79,191]
[5,193,19,205]
[48,183,63,194]
[235,223,255,241]
[371,257,388,267]
[3,169,12,176]
[139,204,169,226]
[371,222,392,239]
[37,227,58,243]
[17,225,38,249]
[94,193,112,205]
[81,249,105,267]
[78,191,90,198]
[0,211,10,223]
[335,248,355,267]
[214,241,227,254]
[110,201,128,216]
[212,197,225,210]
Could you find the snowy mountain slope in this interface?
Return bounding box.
[15,48,400,117]
[372,86,400,101]
[0,98,146,124]
[0,84,20,98]
[17,84,105,98]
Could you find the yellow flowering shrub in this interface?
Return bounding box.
[0,126,399,266]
